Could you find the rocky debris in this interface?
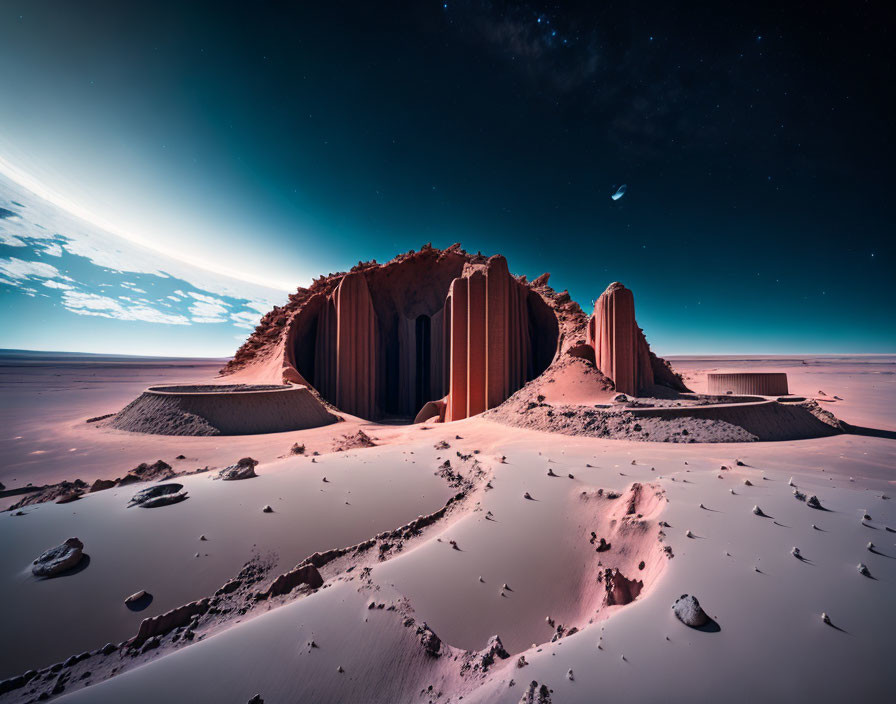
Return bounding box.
[216,457,259,480]
[133,598,210,645]
[600,568,643,606]
[125,590,149,605]
[821,612,832,625]
[259,564,324,599]
[807,495,824,509]
[518,680,553,704]
[590,533,611,552]
[434,440,450,450]
[477,635,510,671]
[517,655,529,668]
[752,505,766,516]
[290,443,306,455]
[566,669,574,681]
[858,563,871,577]
[793,489,807,501]
[128,483,188,508]
[866,542,875,551]
[0,669,39,696]
[56,489,84,504]
[90,478,116,493]
[333,430,377,452]
[417,622,441,656]
[685,530,695,538]
[247,696,264,704]
[672,594,709,628]
[743,479,753,486]
[32,538,84,577]
[791,547,802,559]
[118,460,176,485]
[262,505,274,513]
[8,479,89,510]
[524,492,533,500]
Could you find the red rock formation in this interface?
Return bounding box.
[224,246,559,421]
[589,282,652,396]
[222,247,685,420]
[444,256,549,421]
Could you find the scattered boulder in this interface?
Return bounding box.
[127,483,187,508]
[518,680,552,704]
[31,538,84,577]
[672,594,709,628]
[807,495,824,510]
[417,622,441,656]
[216,458,258,480]
[289,443,306,455]
[477,635,510,670]
[857,563,871,577]
[118,460,175,485]
[262,505,274,513]
[125,590,148,605]
[89,479,116,493]
[752,505,766,516]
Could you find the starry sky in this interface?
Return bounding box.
[0,1,893,355]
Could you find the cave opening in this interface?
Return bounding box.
[415,314,432,412]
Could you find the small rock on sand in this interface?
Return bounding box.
[32,538,84,577]
[857,563,871,577]
[807,495,823,509]
[217,458,258,480]
[752,505,765,516]
[262,505,274,513]
[128,483,188,508]
[124,590,148,605]
[672,594,709,628]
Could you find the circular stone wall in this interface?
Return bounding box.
[110,384,337,436]
[706,373,789,396]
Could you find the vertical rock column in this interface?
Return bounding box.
[466,270,487,417]
[445,257,535,421]
[485,256,510,409]
[335,273,377,419]
[590,282,653,396]
[447,277,469,421]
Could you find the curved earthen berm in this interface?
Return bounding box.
[110,385,337,436]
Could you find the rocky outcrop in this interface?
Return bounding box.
[216,457,258,480]
[590,283,653,395]
[133,598,210,645]
[259,564,323,599]
[222,245,685,419]
[588,282,688,396]
[31,538,85,577]
[445,256,555,420]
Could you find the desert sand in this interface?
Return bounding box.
[0,351,893,703]
[1,254,894,703]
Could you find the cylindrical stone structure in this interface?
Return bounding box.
[707,373,789,396]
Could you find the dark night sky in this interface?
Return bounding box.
[0,1,893,353]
